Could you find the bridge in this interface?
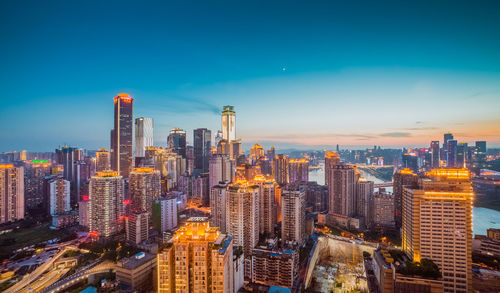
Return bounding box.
[39,261,115,293]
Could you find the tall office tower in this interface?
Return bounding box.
[0,164,24,224]
[430,141,440,169]
[273,154,289,185]
[48,176,70,216]
[226,181,259,265]
[110,93,133,179]
[192,173,210,205]
[289,158,309,183]
[135,117,154,158]
[393,168,418,229]
[281,189,305,246]
[327,163,356,218]
[24,160,51,210]
[157,218,234,293]
[216,139,229,155]
[356,178,374,227]
[209,182,230,233]
[193,128,211,174]
[252,175,279,236]
[56,146,82,206]
[457,142,468,168]
[129,167,161,214]
[221,105,236,142]
[126,212,149,244]
[401,153,418,172]
[208,154,234,188]
[446,140,458,168]
[229,139,242,161]
[324,150,340,187]
[89,171,124,238]
[152,196,178,233]
[443,133,454,151]
[167,128,187,158]
[249,143,265,163]
[402,169,473,293]
[95,149,110,172]
[371,191,395,228]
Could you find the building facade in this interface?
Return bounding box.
[111,93,134,178]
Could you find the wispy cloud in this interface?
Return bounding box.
[144,94,220,115]
[379,132,412,137]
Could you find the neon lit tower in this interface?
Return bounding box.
[111,93,134,178]
[221,105,236,142]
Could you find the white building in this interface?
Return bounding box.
[153,196,177,232]
[135,117,154,158]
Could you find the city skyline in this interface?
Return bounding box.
[2,1,500,151]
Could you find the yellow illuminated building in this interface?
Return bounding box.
[324,150,340,187]
[157,217,234,293]
[402,169,472,293]
[249,143,265,162]
[95,149,110,172]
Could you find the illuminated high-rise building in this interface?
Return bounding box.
[55,146,83,206]
[402,152,418,172]
[135,117,154,158]
[110,93,134,178]
[0,164,24,224]
[157,217,234,293]
[457,142,468,168]
[48,176,70,216]
[252,175,280,236]
[443,133,454,151]
[208,154,234,188]
[402,169,473,293]
[327,163,356,218]
[229,139,242,160]
[324,150,340,187]
[281,189,305,246]
[126,212,149,244]
[129,167,161,214]
[430,141,440,169]
[89,170,124,238]
[249,143,265,163]
[95,149,110,172]
[226,180,259,272]
[273,154,289,185]
[371,191,395,228]
[24,160,51,210]
[289,158,309,183]
[221,105,236,142]
[152,196,178,233]
[193,128,211,174]
[393,168,418,229]
[167,128,187,158]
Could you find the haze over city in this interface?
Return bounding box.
[1,0,500,151]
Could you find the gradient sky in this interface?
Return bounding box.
[1,0,500,152]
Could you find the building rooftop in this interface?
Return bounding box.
[117,252,155,270]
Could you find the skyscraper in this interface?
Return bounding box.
[402,169,473,292]
[324,150,340,187]
[135,117,154,158]
[157,218,234,293]
[111,93,134,178]
[193,128,211,174]
[55,146,82,206]
[95,149,110,172]
[457,142,468,168]
[152,196,178,233]
[167,128,187,158]
[226,180,259,268]
[209,181,230,233]
[249,143,265,163]
[252,175,279,236]
[24,160,51,210]
[393,168,418,229]
[430,141,440,169]
[273,154,289,185]
[327,163,356,218]
[289,158,309,183]
[89,170,124,238]
[125,212,149,244]
[208,154,234,188]
[129,167,161,214]
[356,178,374,227]
[48,176,70,216]
[0,164,24,224]
[475,141,486,153]
[281,189,305,246]
[221,105,236,142]
[446,139,458,168]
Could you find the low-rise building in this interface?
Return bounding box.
[251,247,299,288]
[116,252,157,291]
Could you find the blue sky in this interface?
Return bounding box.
[1,0,500,151]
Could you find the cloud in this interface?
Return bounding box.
[144,95,220,115]
[379,132,412,137]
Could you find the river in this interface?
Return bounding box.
[309,166,500,236]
